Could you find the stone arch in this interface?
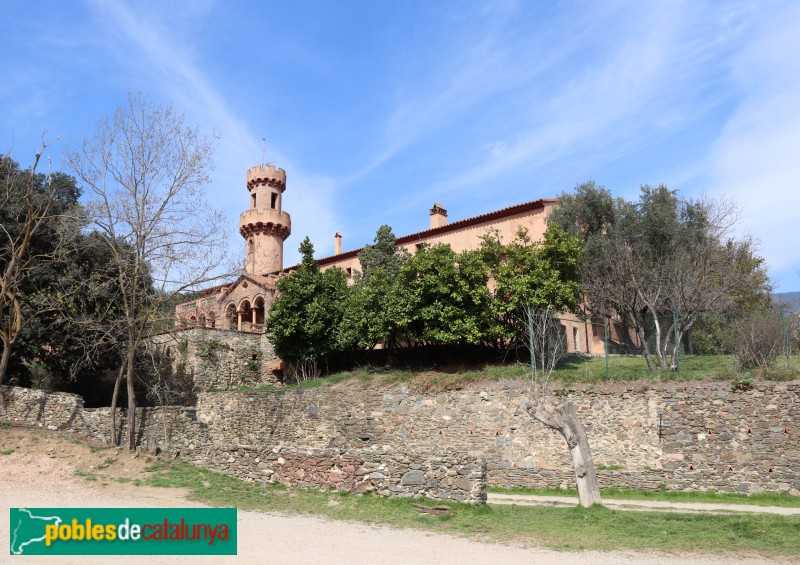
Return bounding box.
[252,295,266,327]
[239,299,252,331]
[189,315,197,326]
[224,303,237,330]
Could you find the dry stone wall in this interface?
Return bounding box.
[3,380,799,496]
[190,445,486,504]
[149,328,282,390]
[196,381,800,495]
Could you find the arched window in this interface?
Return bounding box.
[225,303,237,330]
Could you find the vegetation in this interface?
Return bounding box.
[267,237,349,381]
[212,353,800,394]
[64,92,228,448]
[487,485,800,508]
[268,223,585,380]
[134,459,800,557]
[549,182,771,372]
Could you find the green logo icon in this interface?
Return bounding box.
[9,508,237,555]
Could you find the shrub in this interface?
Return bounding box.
[723,309,784,372]
[197,339,229,361]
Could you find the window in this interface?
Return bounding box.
[251,193,256,209]
[573,327,580,352]
[271,193,278,209]
[346,267,352,278]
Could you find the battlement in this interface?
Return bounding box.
[247,164,286,192]
[239,209,291,241]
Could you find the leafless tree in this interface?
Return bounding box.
[520,306,602,507]
[65,93,228,449]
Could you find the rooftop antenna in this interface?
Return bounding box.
[261,137,266,167]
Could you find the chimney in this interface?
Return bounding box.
[430,203,448,229]
[334,232,342,255]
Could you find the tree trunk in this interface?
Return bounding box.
[125,346,137,450]
[0,343,11,386]
[651,312,668,369]
[525,399,602,507]
[109,364,124,445]
[634,324,656,371]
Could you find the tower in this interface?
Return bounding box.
[240,164,291,274]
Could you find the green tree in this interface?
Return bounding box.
[402,244,494,346]
[267,237,349,380]
[550,182,770,370]
[338,226,414,350]
[484,225,583,320]
[0,151,81,384]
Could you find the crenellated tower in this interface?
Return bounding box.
[240,164,291,274]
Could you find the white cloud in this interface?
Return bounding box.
[85,0,340,267]
[707,1,800,289]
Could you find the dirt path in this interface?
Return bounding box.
[0,428,791,564]
[488,493,800,515]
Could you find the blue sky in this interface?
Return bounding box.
[2,0,800,291]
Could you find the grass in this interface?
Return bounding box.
[213,355,748,393]
[75,469,98,481]
[206,353,800,394]
[135,458,800,557]
[487,486,800,508]
[0,449,13,455]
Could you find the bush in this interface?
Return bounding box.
[724,309,784,372]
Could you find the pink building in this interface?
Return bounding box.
[175,163,609,354]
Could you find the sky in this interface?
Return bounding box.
[2,0,800,291]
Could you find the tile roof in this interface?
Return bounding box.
[288,197,556,270]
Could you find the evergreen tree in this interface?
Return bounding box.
[267,237,349,380]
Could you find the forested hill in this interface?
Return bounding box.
[774,291,800,313]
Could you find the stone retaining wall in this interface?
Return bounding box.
[0,386,85,432]
[149,328,282,390]
[189,445,486,504]
[0,385,485,504]
[3,380,799,496]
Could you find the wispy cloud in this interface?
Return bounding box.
[706,1,800,289]
[84,0,340,263]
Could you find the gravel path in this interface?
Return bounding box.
[0,434,793,565]
[488,493,800,515]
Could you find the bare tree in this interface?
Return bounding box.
[0,139,67,384]
[521,306,602,508]
[65,93,228,449]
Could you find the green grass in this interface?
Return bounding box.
[75,469,98,482]
[0,449,14,456]
[138,458,800,557]
[207,353,800,394]
[216,355,751,393]
[487,485,800,508]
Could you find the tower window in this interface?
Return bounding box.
[251,193,256,209]
[248,239,254,256]
[271,193,278,209]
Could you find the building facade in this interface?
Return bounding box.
[175,163,609,355]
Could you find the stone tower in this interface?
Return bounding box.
[240,165,291,274]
